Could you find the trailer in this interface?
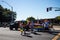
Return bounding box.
[33,23,53,32]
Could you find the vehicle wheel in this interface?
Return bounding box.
[9,26,13,30]
[15,27,18,30]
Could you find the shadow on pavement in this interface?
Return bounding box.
[22,33,33,38]
[38,30,60,35]
[33,32,41,35]
[48,31,60,35]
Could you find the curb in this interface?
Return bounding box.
[52,33,60,40]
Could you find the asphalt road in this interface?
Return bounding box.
[0,27,57,40]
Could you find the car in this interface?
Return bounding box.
[9,22,19,30]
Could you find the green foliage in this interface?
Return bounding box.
[26,16,35,21]
[0,5,16,22]
[56,16,60,20]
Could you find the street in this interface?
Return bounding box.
[0,27,59,40]
[0,0,60,40]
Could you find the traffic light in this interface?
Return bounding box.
[47,7,52,12]
[49,7,52,11]
[47,8,49,12]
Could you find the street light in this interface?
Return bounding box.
[2,0,13,11]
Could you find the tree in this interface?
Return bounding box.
[26,17,35,22]
[56,16,60,20]
[0,5,16,26]
[55,16,60,25]
[0,5,16,22]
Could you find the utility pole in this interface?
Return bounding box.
[37,16,39,23]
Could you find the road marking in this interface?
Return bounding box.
[52,33,60,40]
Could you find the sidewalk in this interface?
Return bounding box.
[53,26,60,30]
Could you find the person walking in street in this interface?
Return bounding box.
[26,21,31,31]
[30,21,34,33]
[43,19,49,30]
[19,22,24,35]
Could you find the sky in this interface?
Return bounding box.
[0,0,60,21]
